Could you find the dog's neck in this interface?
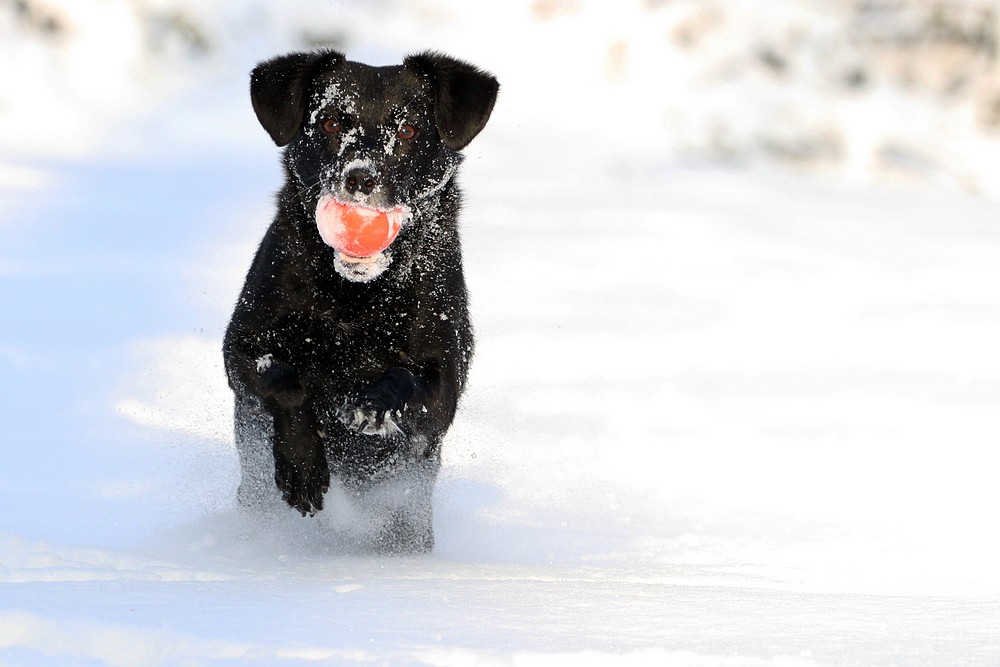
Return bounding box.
[411,159,462,204]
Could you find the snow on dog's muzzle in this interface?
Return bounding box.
[315,195,410,259]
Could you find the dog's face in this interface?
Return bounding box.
[301,64,450,211]
[250,51,498,282]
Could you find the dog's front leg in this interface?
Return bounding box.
[225,322,331,516]
[269,399,329,516]
[336,367,440,554]
[256,353,330,516]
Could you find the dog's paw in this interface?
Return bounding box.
[337,369,418,436]
[271,407,329,516]
[257,355,306,408]
[274,456,330,516]
[336,397,405,437]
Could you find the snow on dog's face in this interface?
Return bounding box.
[250,51,498,282]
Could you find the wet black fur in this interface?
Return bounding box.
[223,51,498,552]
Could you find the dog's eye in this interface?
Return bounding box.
[321,119,342,135]
[397,124,418,141]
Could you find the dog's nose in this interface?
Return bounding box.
[344,168,378,196]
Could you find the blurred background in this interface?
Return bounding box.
[2,0,999,192]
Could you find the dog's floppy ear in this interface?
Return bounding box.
[250,50,345,146]
[404,51,499,151]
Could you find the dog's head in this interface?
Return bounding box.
[250,50,498,282]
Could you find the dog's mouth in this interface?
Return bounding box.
[315,195,412,260]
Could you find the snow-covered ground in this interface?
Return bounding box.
[2,1,1000,664]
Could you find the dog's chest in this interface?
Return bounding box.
[307,278,413,356]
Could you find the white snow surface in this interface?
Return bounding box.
[2,1,1000,665]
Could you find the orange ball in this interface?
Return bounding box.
[315,196,407,258]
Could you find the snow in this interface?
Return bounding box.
[310,81,348,128]
[2,0,1000,664]
[255,353,274,374]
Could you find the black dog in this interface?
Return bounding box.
[223,50,498,552]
